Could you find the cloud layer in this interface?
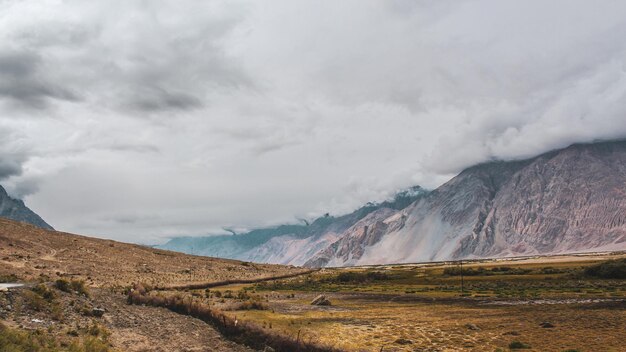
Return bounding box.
[1,0,626,243]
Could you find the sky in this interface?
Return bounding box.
[1,0,626,244]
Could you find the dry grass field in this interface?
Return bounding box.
[189,253,625,352]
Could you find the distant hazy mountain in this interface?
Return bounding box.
[158,186,428,265]
[161,141,626,267]
[0,185,53,230]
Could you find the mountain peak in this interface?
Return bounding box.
[0,185,53,230]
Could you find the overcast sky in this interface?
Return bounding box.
[2,0,626,243]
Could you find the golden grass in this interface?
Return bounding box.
[221,255,626,351]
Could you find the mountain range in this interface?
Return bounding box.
[0,185,53,230]
[159,140,626,266]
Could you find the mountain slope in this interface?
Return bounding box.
[311,140,626,266]
[161,141,626,267]
[159,186,428,265]
[0,217,304,287]
[0,185,53,230]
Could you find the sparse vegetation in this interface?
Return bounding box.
[443,266,532,276]
[223,299,269,311]
[0,273,19,283]
[247,256,626,351]
[508,341,532,349]
[0,322,112,352]
[54,279,90,297]
[584,258,626,279]
[334,271,390,283]
[127,285,340,352]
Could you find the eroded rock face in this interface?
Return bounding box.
[307,141,626,266]
[161,141,626,267]
[457,141,626,259]
[303,208,397,267]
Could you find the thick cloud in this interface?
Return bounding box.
[1,0,626,243]
[0,50,79,109]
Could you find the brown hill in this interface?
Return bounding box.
[0,217,307,352]
[0,217,304,288]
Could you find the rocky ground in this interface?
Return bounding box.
[0,217,307,351]
[93,289,253,352]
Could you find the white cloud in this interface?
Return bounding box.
[1,0,626,243]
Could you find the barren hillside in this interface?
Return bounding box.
[0,217,305,288]
[0,217,309,351]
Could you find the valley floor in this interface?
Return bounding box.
[1,218,624,351]
[200,253,626,352]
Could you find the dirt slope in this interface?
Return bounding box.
[0,217,305,288]
[0,217,306,351]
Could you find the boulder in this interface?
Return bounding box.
[465,323,481,331]
[394,338,413,345]
[92,308,106,317]
[310,294,331,306]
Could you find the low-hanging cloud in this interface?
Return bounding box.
[1,0,626,243]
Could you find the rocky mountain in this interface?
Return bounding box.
[159,186,428,265]
[0,185,53,230]
[161,141,626,267]
[306,140,626,266]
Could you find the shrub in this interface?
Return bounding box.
[0,273,19,283]
[237,290,251,300]
[76,336,111,352]
[70,280,90,297]
[55,279,71,292]
[508,341,531,349]
[584,259,626,279]
[223,299,269,311]
[0,322,113,352]
[334,271,389,283]
[55,279,90,296]
[22,290,47,311]
[443,267,485,276]
[86,322,110,339]
[32,284,56,301]
[540,267,565,275]
[51,303,64,321]
[443,266,532,276]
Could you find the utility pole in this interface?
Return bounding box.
[459,237,465,296]
[460,257,464,295]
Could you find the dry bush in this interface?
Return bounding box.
[127,284,339,352]
[223,299,269,311]
[55,279,90,297]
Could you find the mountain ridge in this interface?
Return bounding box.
[160,140,626,267]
